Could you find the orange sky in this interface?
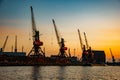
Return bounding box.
[0,20,120,61]
[0,0,120,62]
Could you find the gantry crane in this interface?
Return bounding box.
[52,19,68,58]
[0,36,9,52]
[28,6,45,58]
[109,48,115,63]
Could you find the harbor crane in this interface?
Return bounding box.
[78,29,86,62]
[109,48,115,63]
[28,6,45,58]
[52,19,68,58]
[0,36,9,52]
[78,29,94,64]
[83,32,94,63]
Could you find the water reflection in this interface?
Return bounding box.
[58,66,66,80]
[81,67,93,80]
[32,66,41,80]
[0,66,120,80]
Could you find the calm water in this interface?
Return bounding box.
[0,66,120,80]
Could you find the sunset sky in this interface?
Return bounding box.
[0,0,120,61]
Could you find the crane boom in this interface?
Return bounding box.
[84,32,89,50]
[109,48,113,56]
[30,6,37,41]
[0,36,9,52]
[52,19,60,46]
[78,29,83,51]
[109,48,115,63]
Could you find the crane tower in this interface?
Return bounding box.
[78,29,94,64]
[52,19,68,58]
[28,6,45,58]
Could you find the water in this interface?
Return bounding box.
[0,66,120,80]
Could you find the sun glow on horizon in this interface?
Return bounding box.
[0,0,120,61]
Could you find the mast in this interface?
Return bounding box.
[68,48,71,57]
[11,45,13,52]
[14,35,17,52]
[22,46,24,52]
[74,48,76,56]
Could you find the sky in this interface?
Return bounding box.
[0,0,120,61]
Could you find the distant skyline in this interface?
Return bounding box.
[0,0,120,61]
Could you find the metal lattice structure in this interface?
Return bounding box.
[52,19,68,58]
[28,6,45,58]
